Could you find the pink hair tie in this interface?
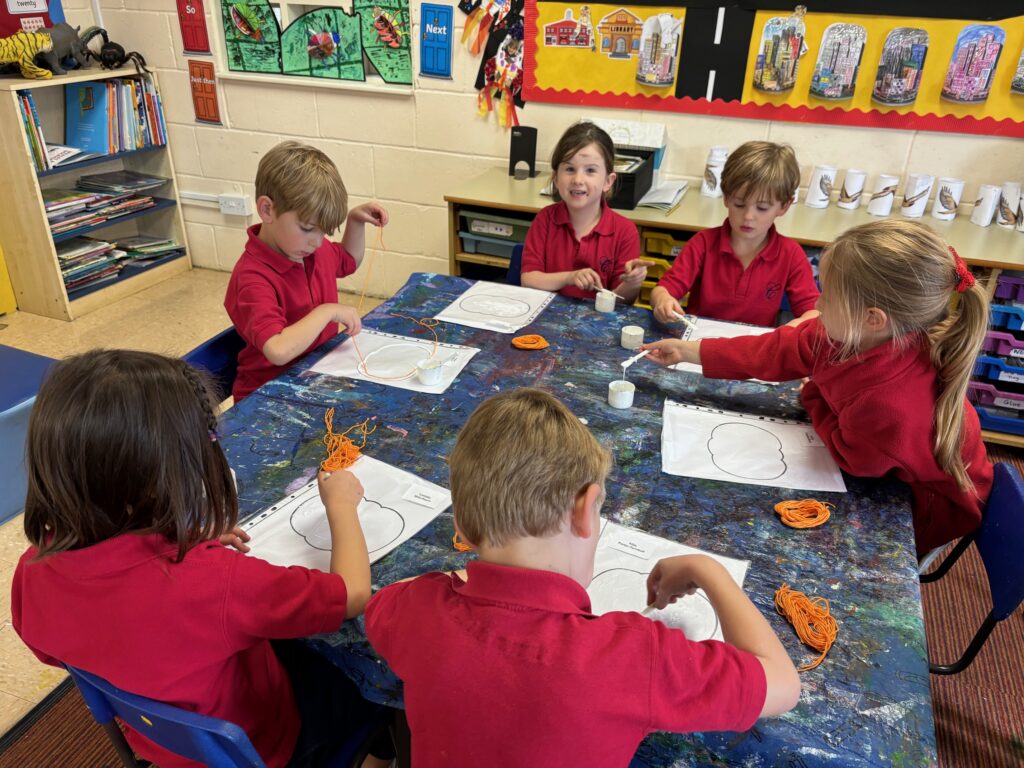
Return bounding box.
[950,247,975,293]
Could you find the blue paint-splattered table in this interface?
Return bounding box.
[219,273,936,768]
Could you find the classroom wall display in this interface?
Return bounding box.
[177,0,212,54]
[421,3,454,78]
[218,0,412,83]
[188,60,222,123]
[524,2,1024,138]
[0,0,60,36]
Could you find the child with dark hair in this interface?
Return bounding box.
[11,349,393,768]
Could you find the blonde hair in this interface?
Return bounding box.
[255,140,348,234]
[450,389,611,548]
[820,219,989,492]
[720,141,799,205]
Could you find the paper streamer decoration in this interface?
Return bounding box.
[867,174,900,216]
[900,173,935,218]
[805,164,837,209]
[931,177,964,221]
[971,184,1001,227]
[837,169,866,210]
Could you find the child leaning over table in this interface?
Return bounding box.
[364,388,800,768]
[224,140,389,401]
[650,141,819,328]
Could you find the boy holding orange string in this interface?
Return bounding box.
[225,140,389,401]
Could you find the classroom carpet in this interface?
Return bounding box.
[1,446,1022,768]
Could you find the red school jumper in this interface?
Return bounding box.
[656,219,819,327]
[700,319,992,554]
[365,560,766,768]
[12,534,348,768]
[521,200,640,300]
[224,224,357,401]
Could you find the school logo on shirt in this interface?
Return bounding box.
[764,281,781,300]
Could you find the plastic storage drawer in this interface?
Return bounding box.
[981,331,1024,361]
[644,231,688,258]
[459,210,531,242]
[990,305,1024,335]
[974,355,1024,387]
[459,231,517,259]
[994,273,1024,305]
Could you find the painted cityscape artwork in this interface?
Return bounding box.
[809,22,866,100]
[872,27,928,105]
[941,24,1005,103]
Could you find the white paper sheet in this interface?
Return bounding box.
[241,455,451,568]
[307,329,479,393]
[670,316,774,378]
[433,281,555,333]
[588,520,748,642]
[661,401,847,493]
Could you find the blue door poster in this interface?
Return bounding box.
[420,3,452,78]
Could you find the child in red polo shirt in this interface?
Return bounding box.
[643,220,992,557]
[224,140,389,401]
[521,121,649,302]
[650,141,819,328]
[365,389,800,767]
[12,350,394,768]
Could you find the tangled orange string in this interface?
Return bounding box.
[775,583,838,672]
[774,499,832,528]
[320,408,376,472]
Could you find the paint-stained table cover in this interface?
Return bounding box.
[219,272,936,767]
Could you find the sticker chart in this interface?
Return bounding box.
[241,455,451,569]
[670,317,774,378]
[588,520,748,642]
[661,401,847,493]
[433,281,555,333]
[307,329,479,393]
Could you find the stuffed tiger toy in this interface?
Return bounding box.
[0,30,55,79]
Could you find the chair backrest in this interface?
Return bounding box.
[183,327,246,400]
[506,243,524,286]
[65,665,266,768]
[977,463,1024,621]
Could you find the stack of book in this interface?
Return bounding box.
[17,91,48,172]
[43,187,157,237]
[56,236,123,293]
[115,235,185,262]
[76,170,169,194]
[65,77,167,156]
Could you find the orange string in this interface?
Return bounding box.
[775,584,838,672]
[452,532,473,552]
[511,334,549,350]
[774,499,832,529]
[320,408,377,472]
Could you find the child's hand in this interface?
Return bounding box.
[571,268,603,292]
[640,339,699,367]
[652,293,685,325]
[318,469,364,519]
[618,259,654,291]
[348,202,389,227]
[647,555,711,609]
[328,304,362,336]
[219,526,251,553]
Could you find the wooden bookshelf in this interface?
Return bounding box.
[0,69,190,321]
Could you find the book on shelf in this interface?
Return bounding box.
[65,76,168,159]
[46,144,104,168]
[17,90,49,171]
[637,180,689,213]
[65,81,112,155]
[77,170,169,193]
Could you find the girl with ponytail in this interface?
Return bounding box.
[643,219,992,556]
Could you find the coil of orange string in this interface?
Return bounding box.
[452,532,473,552]
[774,584,838,672]
[321,408,377,472]
[774,499,832,529]
[511,334,549,350]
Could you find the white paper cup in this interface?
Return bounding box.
[837,169,867,210]
[867,174,900,216]
[595,291,616,312]
[416,359,444,386]
[1016,198,1024,233]
[805,165,837,208]
[971,184,1000,227]
[900,173,934,218]
[930,178,964,221]
[997,182,1021,229]
[620,325,644,350]
[608,380,635,409]
[701,146,728,198]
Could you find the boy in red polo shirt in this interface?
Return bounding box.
[365,389,800,767]
[651,141,819,328]
[224,141,389,401]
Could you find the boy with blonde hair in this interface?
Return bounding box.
[651,141,819,327]
[225,140,388,401]
[365,389,800,767]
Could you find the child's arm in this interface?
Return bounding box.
[784,246,821,328]
[650,286,687,325]
[650,235,707,324]
[520,205,604,293]
[522,267,604,293]
[262,304,362,366]
[648,555,801,717]
[614,260,652,303]
[341,202,389,266]
[641,338,701,367]
[319,469,372,618]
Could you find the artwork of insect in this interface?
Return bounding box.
[372,6,407,48]
[231,3,265,41]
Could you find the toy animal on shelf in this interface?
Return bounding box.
[0,29,56,79]
[35,23,92,74]
[80,27,150,74]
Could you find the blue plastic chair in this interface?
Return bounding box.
[67,665,389,768]
[183,327,246,400]
[506,243,524,286]
[920,463,1024,674]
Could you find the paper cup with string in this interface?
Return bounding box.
[930,178,964,221]
[900,173,934,218]
[867,174,900,217]
[836,169,866,210]
[970,184,1000,227]
[1016,194,1024,233]
[804,165,837,209]
[997,182,1021,229]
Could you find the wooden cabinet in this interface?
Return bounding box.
[0,69,190,321]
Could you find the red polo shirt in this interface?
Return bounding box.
[656,220,819,326]
[365,560,766,767]
[701,319,992,554]
[12,534,348,768]
[522,200,640,300]
[224,224,357,400]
